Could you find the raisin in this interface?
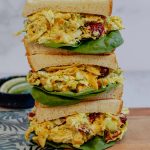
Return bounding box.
[89,113,101,123]
[86,22,104,38]
[120,114,127,124]
[100,67,109,77]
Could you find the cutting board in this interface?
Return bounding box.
[110,108,150,150]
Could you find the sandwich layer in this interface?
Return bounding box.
[23,0,112,17]
[22,7,123,54]
[34,99,123,122]
[26,109,127,148]
[27,63,123,107]
[27,53,118,71]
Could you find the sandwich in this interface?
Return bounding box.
[24,53,127,149]
[21,0,124,55]
[26,53,124,105]
[25,99,127,149]
[21,0,128,149]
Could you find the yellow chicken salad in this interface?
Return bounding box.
[25,112,127,149]
[24,9,123,44]
[21,9,124,54]
[27,65,123,107]
[27,64,123,93]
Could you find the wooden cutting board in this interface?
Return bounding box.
[109,108,150,150]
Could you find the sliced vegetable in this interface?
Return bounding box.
[8,83,32,94]
[32,83,118,106]
[0,77,26,93]
[0,77,32,94]
[42,31,123,54]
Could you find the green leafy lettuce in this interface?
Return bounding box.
[42,31,123,54]
[40,136,116,150]
[31,83,118,106]
[79,136,116,150]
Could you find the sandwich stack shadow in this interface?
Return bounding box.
[21,0,128,149]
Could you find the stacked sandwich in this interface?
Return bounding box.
[22,0,127,149]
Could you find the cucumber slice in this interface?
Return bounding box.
[8,83,32,94]
[0,77,27,93]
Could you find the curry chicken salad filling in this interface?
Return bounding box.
[23,9,123,46]
[27,64,123,93]
[25,112,127,148]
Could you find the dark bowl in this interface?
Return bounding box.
[0,76,34,109]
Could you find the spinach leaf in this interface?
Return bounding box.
[46,141,73,149]
[32,87,81,106]
[43,136,116,150]
[31,83,118,106]
[36,83,117,99]
[79,136,116,150]
[71,31,123,54]
[41,31,123,54]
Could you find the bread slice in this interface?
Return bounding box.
[25,39,87,55]
[24,39,114,56]
[23,0,112,17]
[35,99,123,122]
[27,53,118,71]
[84,84,123,101]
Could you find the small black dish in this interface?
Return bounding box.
[0,76,34,109]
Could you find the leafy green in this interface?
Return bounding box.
[41,31,123,54]
[43,136,116,150]
[46,141,73,149]
[79,136,116,150]
[31,83,118,106]
[71,31,123,54]
[32,88,81,106]
[37,83,117,99]
[36,87,97,99]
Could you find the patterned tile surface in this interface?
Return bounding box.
[0,111,40,150]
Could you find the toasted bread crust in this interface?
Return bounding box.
[84,84,123,101]
[35,99,123,122]
[27,53,118,71]
[24,39,114,56]
[109,0,113,15]
[23,0,112,17]
[24,39,82,55]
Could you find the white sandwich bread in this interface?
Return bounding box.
[83,84,123,101]
[23,0,112,17]
[27,53,118,71]
[34,99,123,122]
